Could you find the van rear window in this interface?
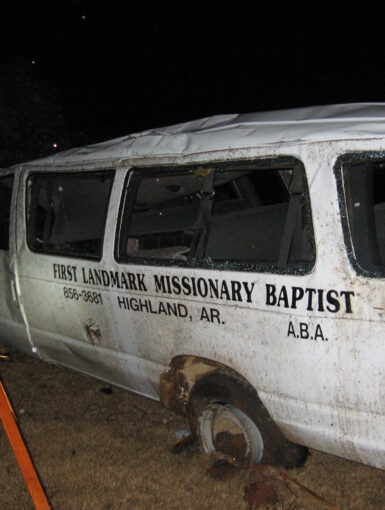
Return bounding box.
[26,171,114,259]
[0,174,14,251]
[117,160,315,273]
[342,159,385,276]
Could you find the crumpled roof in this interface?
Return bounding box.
[27,103,385,166]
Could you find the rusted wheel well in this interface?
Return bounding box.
[160,355,226,415]
[160,354,271,418]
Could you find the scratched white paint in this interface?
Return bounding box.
[0,104,385,469]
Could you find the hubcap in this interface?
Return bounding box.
[198,403,264,465]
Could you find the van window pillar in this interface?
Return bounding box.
[277,168,304,268]
[190,170,215,259]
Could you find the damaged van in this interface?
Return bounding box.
[1,103,385,469]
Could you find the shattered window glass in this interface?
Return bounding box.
[27,171,114,259]
[0,174,14,251]
[205,169,292,262]
[342,160,385,275]
[122,172,204,261]
[118,162,314,271]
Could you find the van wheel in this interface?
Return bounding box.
[186,370,308,469]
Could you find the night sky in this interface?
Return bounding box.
[2,2,385,154]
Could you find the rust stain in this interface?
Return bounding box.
[160,355,223,414]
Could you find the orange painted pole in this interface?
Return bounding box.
[0,379,51,510]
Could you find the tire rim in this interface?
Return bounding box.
[198,403,264,465]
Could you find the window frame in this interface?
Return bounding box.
[335,152,385,279]
[115,157,315,275]
[25,169,115,261]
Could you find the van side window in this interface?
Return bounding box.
[0,174,14,251]
[342,159,385,275]
[117,161,314,273]
[26,171,114,259]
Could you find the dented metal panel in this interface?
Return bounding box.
[17,103,385,168]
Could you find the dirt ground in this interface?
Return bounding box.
[0,351,384,510]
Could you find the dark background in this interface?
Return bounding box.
[1,2,385,165]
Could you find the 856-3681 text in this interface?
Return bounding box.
[63,287,103,305]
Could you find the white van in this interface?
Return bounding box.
[1,103,384,469]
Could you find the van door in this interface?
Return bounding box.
[0,169,29,352]
[15,167,123,382]
[109,160,315,398]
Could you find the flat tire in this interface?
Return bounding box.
[187,369,308,468]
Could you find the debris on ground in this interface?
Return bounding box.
[276,468,341,510]
[246,464,341,510]
[173,429,191,440]
[171,433,196,454]
[243,481,277,507]
[205,459,237,481]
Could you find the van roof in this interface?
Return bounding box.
[27,103,385,166]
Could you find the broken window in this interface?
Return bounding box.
[26,171,114,259]
[0,174,14,251]
[117,160,314,273]
[342,159,385,275]
[119,172,204,261]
